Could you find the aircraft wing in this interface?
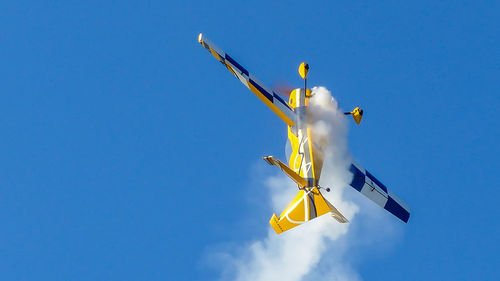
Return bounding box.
[348,162,410,223]
[198,33,296,126]
[263,156,307,188]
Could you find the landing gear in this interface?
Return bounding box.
[344,107,364,124]
[318,185,331,192]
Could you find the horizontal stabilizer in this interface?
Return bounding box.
[326,199,349,223]
[270,188,347,234]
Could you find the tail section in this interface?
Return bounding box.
[263,155,348,234]
[270,188,348,234]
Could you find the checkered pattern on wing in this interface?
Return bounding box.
[198,34,296,126]
[348,163,410,223]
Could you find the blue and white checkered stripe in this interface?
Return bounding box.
[348,162,410,223]
[199,34,296,126]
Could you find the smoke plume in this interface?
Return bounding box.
[210,87,394,281]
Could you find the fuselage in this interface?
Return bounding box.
[287,88,325,189]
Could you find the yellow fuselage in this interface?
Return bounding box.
[268,88,342,234]
[287,88,324,189]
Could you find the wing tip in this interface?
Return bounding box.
[198,33,203,43]
[270,213,284,234]
[331,213,349,223]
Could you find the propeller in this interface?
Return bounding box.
[272,80,294,97]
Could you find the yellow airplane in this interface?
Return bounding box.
[198,33,410,234]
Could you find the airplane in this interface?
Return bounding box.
[198,33,410,234]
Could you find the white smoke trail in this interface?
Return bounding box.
[209,87,394,281]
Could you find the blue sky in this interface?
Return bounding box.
[0,1,498,280]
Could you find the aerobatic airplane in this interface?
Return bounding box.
[198,33,410,234]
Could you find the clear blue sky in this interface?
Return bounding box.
[0,1,498,280]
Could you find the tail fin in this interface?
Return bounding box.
[270,188,348,234]
[263,155,348,234]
